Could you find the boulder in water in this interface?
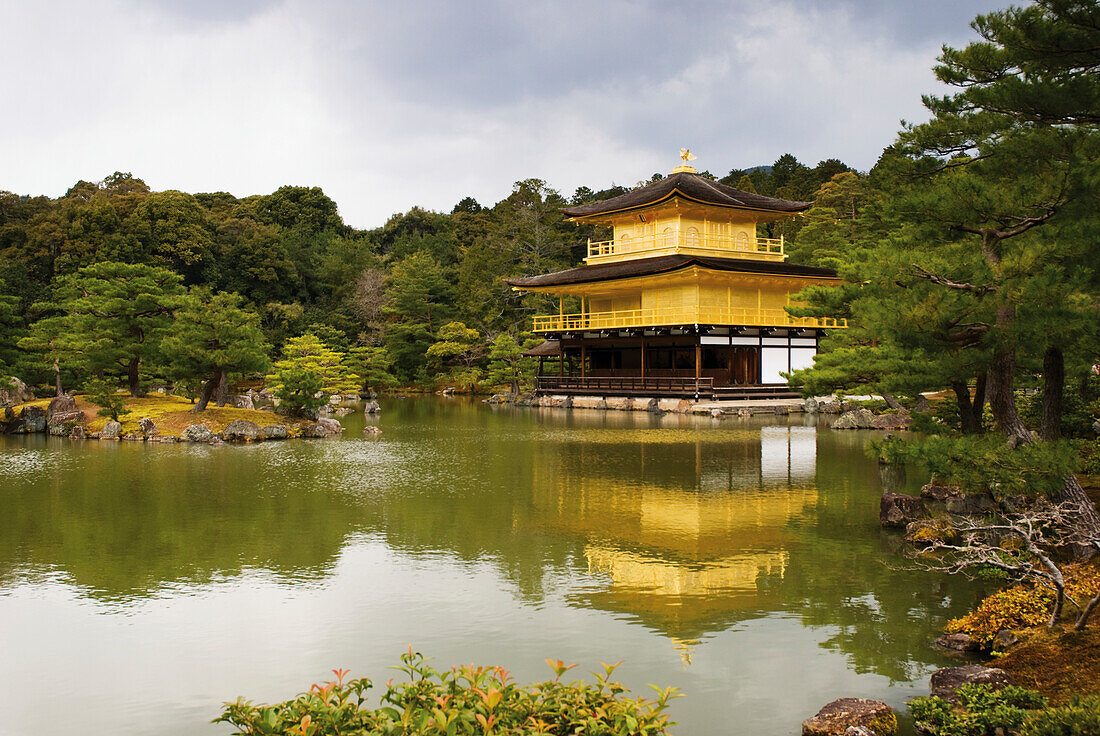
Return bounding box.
[138,417,158,437]
[880,492,926,527]
[180,424,214,443]
[802,698,897,736]
[262,424,288,440]
[222,420,262,441]
[832,408,876,429]
[101,421,122,439]
[317,418,343,435]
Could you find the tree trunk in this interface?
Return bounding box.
[128,358,143,397]
[510,379,520,396]
[191,371,219,412]
[214,369,228,407]
[952,381,979,434]
[1041,345,1063,440]
[986,312,1030,442]
[1049,585,1064,628]
[881,393,907,413]
[973,373,987,429]
[1075,593,1100,631]
[53,360,63,397]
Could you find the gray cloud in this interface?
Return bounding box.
[2,0,1001,227]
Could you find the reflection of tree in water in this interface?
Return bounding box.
[771,445,990,682]
[0,399,987,681]
[0,439,356,601]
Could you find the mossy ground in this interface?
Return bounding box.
[996,628,1100,705]
[17,394,310,436]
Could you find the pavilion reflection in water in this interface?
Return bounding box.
[531,425,819,644]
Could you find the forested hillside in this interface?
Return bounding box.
[0,155,851,394]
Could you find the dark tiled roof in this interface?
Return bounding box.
[561,172,811,217]
[522,339,562,356]
[505,255,837,288]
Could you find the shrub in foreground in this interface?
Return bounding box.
[909,684,1047,736]
[215,650,680,736]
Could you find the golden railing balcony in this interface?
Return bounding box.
[585,231,786,263]
[532,306,847,332]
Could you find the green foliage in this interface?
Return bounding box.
[872,434,1080,500]
[344,346,398,393]
[83,378,131,422]
[384,252,452,380]
[0,278,23,379]
[160,289,270,386]
[910,684,1047,736]
[1022,695,1100,736]
[484,334,537,394]
[215,650,679,736]
[52,261,185,395]
[267,334,358,416]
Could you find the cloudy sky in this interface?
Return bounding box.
[3,0,1002,228]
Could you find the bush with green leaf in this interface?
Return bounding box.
[215,650,680,736]
[83,378,131,422]
[1022,695,1100,736]
[909,684,1047,736]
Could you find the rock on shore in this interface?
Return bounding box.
[803,698,897,736]
[880,492,927,527]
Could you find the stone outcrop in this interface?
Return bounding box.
[673,399,693,414]
[316,417,343,435]
[47,409,85,435]
[230,394,255,410]
[301,423,328,438]
[945,493,997,515]
[934,633,979,652]
[138,417,158,437]
[880,492,927,527]
[180,424,214,443]
[70,425,85,439]
[46,394,77,421]
[929,665,1013,701]
[0,377,35,406]
[802,698,897,736]
[101,421,122,439]
[871,413,911,430]
[262,424,288,440]
[363,425,382,436]
[250,390,277,411]
[920,482,962,502]
[222,419,262,441]
[832,408,876,430]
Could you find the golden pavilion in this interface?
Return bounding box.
[506,154,846,399]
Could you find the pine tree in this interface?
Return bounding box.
[160,289,271,412]
[266,334,359,417]
[52,261,185,396]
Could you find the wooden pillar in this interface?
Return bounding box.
[580,342,587,380]
[694,338,702,400]
[640,335,646,379]
[559,348,564,377]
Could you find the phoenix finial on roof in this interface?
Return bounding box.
[679,148,697,164]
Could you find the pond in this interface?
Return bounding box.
[0,398,983,736]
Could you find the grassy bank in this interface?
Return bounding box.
[16,394,314,437]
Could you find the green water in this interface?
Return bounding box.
[0,398,982,735]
